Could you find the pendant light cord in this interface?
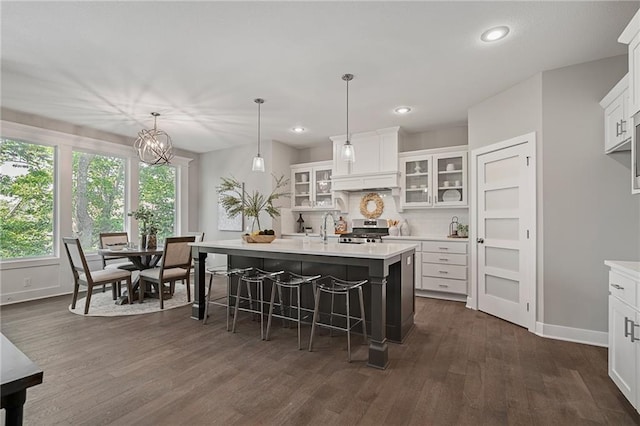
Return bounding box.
[346,77,349,141]
[257,101,261,156]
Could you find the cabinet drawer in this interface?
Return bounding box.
[609,271,638,308]
[422,241,467,254]
[422,263,467,280]
[422,252,467,266]
[422,277,467,295]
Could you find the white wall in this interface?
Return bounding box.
[468,55,639,336]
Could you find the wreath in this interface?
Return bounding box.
[360,193,384,219]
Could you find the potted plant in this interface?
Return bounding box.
[457,224,469,238]
[128,206,158,249]
[218,175,289,242]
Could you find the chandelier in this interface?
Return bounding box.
[134,112,174,165]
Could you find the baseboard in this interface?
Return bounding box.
[535,321,608,348]
[415,290,466,303]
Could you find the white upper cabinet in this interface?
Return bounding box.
[399,147,468,209]
[330,127,402,191]
[600,74,632,153]
[619,9,640,117]
[291,161,336,211]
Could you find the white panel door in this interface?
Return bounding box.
[476,139,535,329]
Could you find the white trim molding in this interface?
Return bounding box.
[535,321,608,347]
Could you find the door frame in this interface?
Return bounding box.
[467,132,537,332]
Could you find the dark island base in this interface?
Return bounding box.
[228,256,415,344]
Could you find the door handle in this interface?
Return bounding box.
[477,238,484,244]
[625,317,632,338]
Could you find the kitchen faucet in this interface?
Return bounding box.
[321,212,337,244]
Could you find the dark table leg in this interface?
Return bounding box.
[191,249,206,320]
[367,274,389,369]
[2,390,26,426]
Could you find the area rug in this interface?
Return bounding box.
[68,283,193,317]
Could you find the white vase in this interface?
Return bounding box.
[400,220,410,236]
[389,225,399,236]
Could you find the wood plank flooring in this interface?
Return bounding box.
[1,294,639,425]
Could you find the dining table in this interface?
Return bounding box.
[97,246,164,304]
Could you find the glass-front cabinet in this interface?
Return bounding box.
[291,161,335,211]
[400,155,432,207]
[400,149,467,209]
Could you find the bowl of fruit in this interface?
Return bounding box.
[242,229,276,243]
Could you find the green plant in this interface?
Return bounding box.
[457,224,468,236]
[218,175,289,231]
[128,205,157,234]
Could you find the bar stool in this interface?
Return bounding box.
[308,276,368,362]
[203,266,252,330]
[265,272,321,349]
[232,268,283,339]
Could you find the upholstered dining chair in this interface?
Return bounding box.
[98,232,137,295]
[62,237,133,314]
[138,236,196,309]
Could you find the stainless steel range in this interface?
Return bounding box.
[339,218,389,244]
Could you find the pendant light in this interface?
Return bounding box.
[340,73,355,163]
[252,98,265,172]
[133,112,174,165]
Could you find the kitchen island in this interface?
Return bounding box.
[191,239,416,369]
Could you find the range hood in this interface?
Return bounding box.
[330,126,403,192]
[331,170,400,191]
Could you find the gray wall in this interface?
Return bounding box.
[541,55,638,331]
[402,126,468,152]
[198,139,298,246]
[468,55,639,333]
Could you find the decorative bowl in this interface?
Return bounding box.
[242,235,276,243]
[107,243,126,251]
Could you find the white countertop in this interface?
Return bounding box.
[194,238,416,260]
[605,260,640,280]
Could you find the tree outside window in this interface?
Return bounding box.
[72,151,126,251]
[0,138,55,259]
[139,163,176,244]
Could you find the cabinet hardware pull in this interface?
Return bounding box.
[439,258,449,261]
[438,284,449,288]
[438,247,448,250]
[632,321,640,343]
[625,317,632,338]
[616,121,621,137]
[621,120,627,134]
[611,283,624,290]
[439,270,448,274]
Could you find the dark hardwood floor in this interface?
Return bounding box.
[1,293,639,425]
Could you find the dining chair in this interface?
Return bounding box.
[62,237,133,314]
[98,232,137,295]
[138,236,196,309]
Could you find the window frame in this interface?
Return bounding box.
[0,120,192,271]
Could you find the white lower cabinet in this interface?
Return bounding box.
[422,241,468,300]
[384,238,468,301]
[606,261,640,414]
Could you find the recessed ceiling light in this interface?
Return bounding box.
[394,106,412,114]
[292,126,305,133]
[480,26,510,42]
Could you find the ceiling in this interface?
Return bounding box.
[2,1,638,154]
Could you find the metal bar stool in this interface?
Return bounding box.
[308,276,368,362]
[203,266,252,330]
[265,272,321,349]
[232,268,283,339]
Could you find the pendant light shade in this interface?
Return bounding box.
[252,98,265,172]
[340,73,355,163]
[134,112,174,165]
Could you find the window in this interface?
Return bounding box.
[0,138,55,260]
[139,163,176,243]
[72,151,126,251]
